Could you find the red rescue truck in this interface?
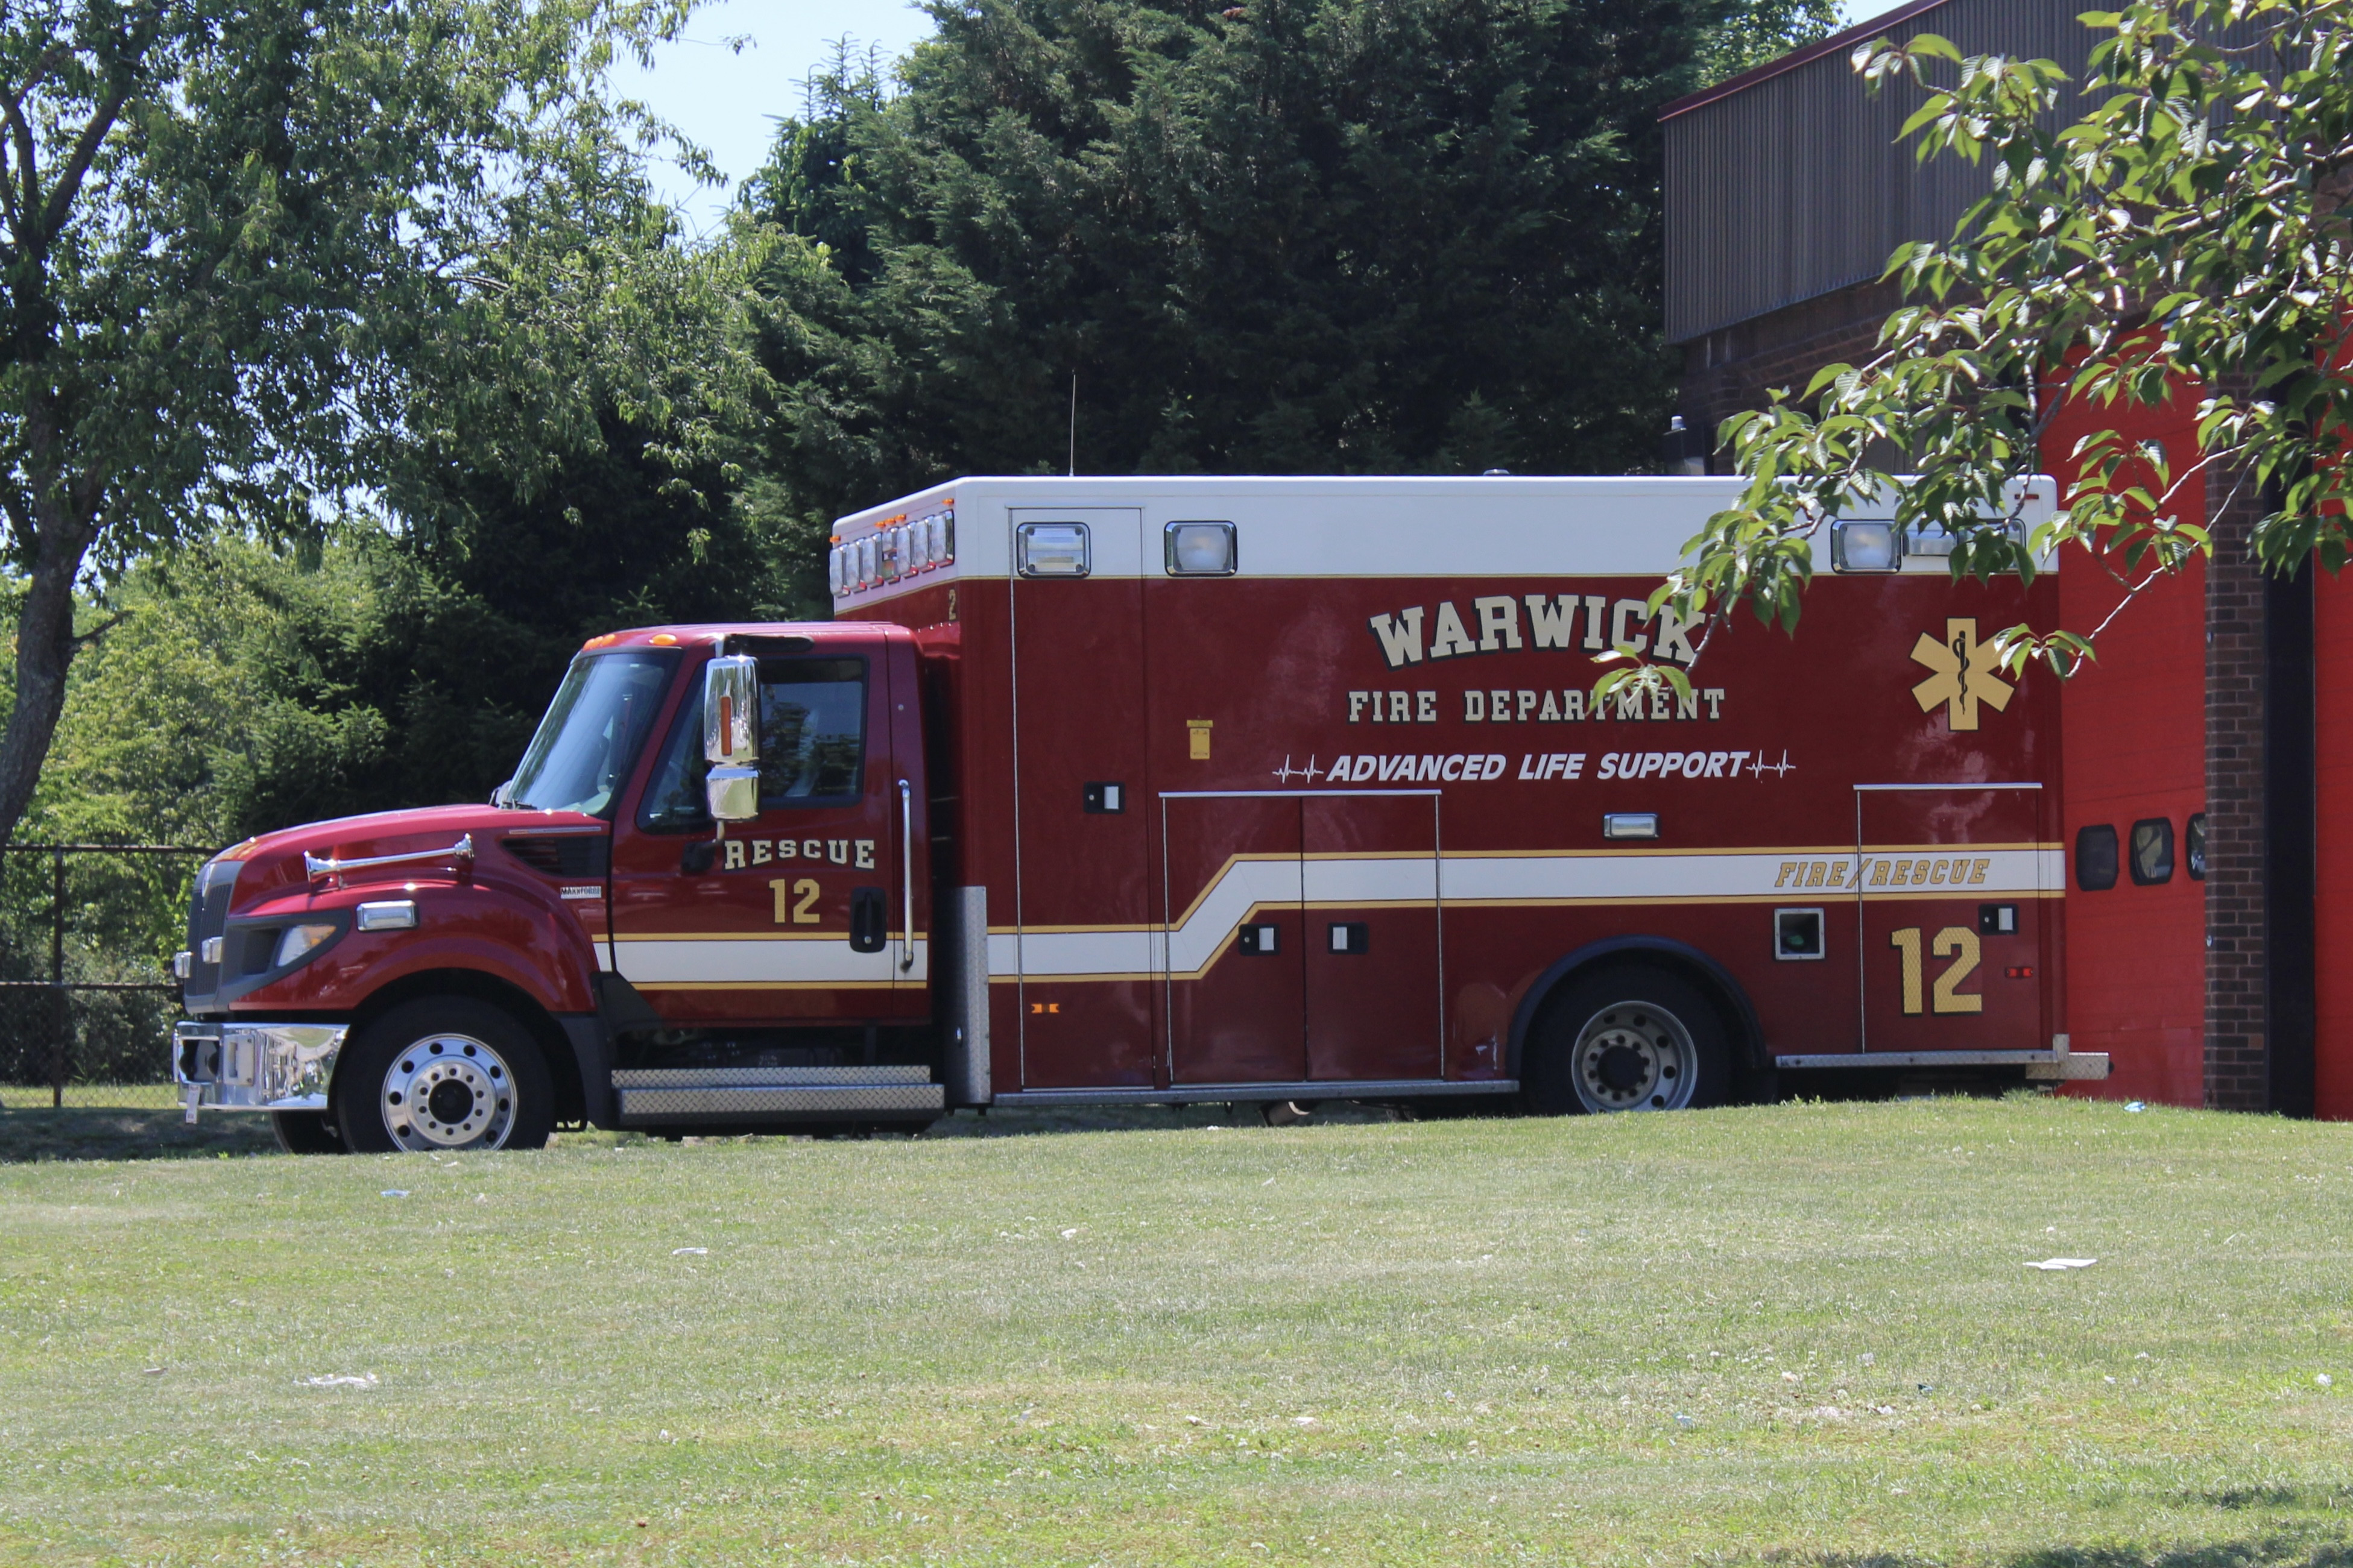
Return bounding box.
[170,476,2105,1152]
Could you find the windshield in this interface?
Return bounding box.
[507,652,678,816]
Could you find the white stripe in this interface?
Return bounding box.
[1167,858,1301,974]
[617,938,924,986]
[1303,856,1437,904]
[827,476,2059,607]
[1442,848,2047,902]
[1005,928,1161,980]
[993,848,2051,980]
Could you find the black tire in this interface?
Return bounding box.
[334,997,556,1153]
[1521,965,1734,1115]
[270,1111,346,1155]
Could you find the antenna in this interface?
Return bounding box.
[1068,371,1078,477]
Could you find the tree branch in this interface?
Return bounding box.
[39,8,165,244]
[68,608,130,650]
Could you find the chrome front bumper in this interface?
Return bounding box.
[172,1021,348,1121]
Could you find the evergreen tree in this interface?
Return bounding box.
[737,0,1839,599]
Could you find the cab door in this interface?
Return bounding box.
[609,635,926,1025]
[1855,784,2051,1053]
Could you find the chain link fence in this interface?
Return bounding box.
[0,846,209,1111]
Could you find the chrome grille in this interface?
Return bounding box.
[182,859,241,1009]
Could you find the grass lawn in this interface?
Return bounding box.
[1,1094,2349,1566]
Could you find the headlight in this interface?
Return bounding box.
[273,923,340,969]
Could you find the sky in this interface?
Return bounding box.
[1841,0,1914,25]
[610,0,939,235]
[617,0,1922,233]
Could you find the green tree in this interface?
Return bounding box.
[738,0,1841,600]
[0,0,718,849]
[1658,0,2352,675]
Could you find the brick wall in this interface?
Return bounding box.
[1677,281,1901,465]
[2203,468,2270,1109]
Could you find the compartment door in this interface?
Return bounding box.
[1855,784,2051,1054]
[1162,795,1304,1085]
[1009,506,1154,1088]
[1303,792,1442,1081]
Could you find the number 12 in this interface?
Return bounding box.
[771,878,821,925]
[1889,925,1983,1015]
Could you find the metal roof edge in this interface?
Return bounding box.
[1658,0,1955,122]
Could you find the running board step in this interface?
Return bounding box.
[613,1065,944,1124]
[991,1079,1518,1107]
[1775,1050,2110,1081]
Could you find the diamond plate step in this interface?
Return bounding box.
[613,1065,943,1124]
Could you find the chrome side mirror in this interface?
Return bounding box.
[702,655,760,822]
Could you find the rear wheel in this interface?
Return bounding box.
[269,1111,345,1155]
[1523,966,1732,1115]
[334,998,555,1153]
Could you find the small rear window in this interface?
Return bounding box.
[2129,817,2175,886]
[2075,824,2118,892]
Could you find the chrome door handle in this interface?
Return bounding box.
[897,779,916,972]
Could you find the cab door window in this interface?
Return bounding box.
[639,658,868,831]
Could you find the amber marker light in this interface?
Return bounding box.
[650,634,678,646]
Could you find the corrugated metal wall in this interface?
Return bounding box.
[1664,0,2101,344]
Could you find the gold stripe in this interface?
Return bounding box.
[631,980,900,992]
[611,931,930,943]
[993,972,1158,985]
[1162,852,1308,932]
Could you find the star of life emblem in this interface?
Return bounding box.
[1909,617,2014,732]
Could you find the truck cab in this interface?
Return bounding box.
[172,623,952,1152]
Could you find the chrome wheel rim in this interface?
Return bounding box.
[380,1031,517,1150]
[1571,1000,1696,1113]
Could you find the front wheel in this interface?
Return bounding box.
[334,998,555,1153]
[1523,965,1732,1115]
[270,1111,345,1154]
